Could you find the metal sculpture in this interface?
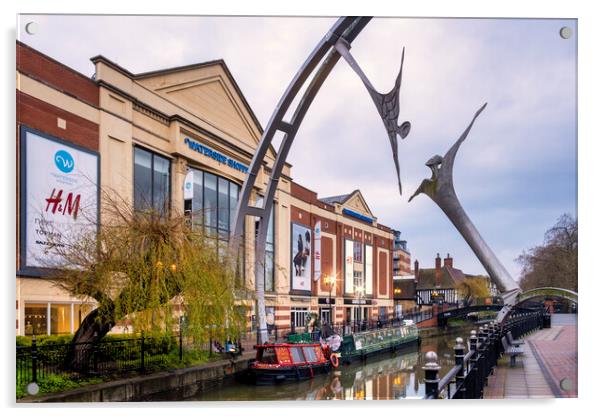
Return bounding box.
[516,287,578,305]
[334,40,411,194]
[408,104,522,321]
[229,17,412,343]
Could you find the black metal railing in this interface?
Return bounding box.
[16,331,221,391]
[423,310,546,399]
[17,321,319,390]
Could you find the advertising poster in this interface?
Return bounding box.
[365,244,373,295]
[291,223,311,291]
[345,239,354,294]
[21,128,99,270]
[313,220,321,282]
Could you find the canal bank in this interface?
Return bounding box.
[18,323,476,402]
[18,351,255,403]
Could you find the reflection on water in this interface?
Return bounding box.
[187,327,472,401]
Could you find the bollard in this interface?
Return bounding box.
[482,324,492,379]
[423,351,441,399]
[454,337,465,399]
[469,330,479,399]
[470,330,478,352]
[477,326,488,390]
[477,326,486,352]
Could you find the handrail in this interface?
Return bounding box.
[424,310,545,399]
[436,350,475,397]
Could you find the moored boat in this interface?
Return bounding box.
[248,321,420,384]
[248,340,334,385]
[337,321,420,364]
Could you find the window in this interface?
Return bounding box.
[364,244,373,295]
[73,303,93,332]
[289,347,305,364]
[353,241,363,263]
[50,304,72,335]
[320,307,331,324]
[290,307,308,329]
[186,168,241,261]
[134,147,171,215]
[203,172,217,230]
[24,302,93,336]
[353,270,364,294]
[254,196,275,292]
[303,346,318,362]
[24,303,47,336]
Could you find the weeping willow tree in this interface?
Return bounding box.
[455,277,491,306]
[42,189,249,370]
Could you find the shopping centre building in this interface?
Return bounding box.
[16,41,403,336]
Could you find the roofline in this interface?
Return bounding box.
[290,181,395,233]
[17,41,95,85]
[394,247,411,255]
[90,54,286,165]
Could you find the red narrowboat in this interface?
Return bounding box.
[249,342,336,385]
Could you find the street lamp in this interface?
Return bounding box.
[394,287,402,319]
[354,285,365,332]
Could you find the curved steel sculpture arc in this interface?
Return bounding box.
[516,287,578,305]
[229,17,412,343]
[408,104,522,322]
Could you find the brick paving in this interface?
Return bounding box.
[484,314,577,399]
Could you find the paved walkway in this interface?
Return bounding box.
[484,314,577,399]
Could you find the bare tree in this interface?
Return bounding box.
[516,214,577,292]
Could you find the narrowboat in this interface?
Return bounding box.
[248,338,335,385]
[337,321,420,364]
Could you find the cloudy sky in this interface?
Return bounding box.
[17,15,577,281]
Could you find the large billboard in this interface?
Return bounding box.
[345,239,354,294]
[19,127,99,272]
[365,244,373,295]
[291,223,311,291]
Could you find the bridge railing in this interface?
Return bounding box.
[423,310,546,399]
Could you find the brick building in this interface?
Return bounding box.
[16,42,400,336]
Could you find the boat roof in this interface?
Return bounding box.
[254,342,322,349]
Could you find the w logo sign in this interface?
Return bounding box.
[54,150,74,173]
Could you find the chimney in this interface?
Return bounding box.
[435,253,441,287]
[414,259,419,280]
[444,253,453,268]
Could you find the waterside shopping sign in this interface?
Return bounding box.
[20,127,99,272]
[183,136,248,173]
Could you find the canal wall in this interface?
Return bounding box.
[18,352,254,403]
[418,323,474,339]
[19,325,476,403]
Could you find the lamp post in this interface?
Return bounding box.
[394,287,402,319]
[355,285,365,332]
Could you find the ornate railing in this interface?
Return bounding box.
[423,310,546,399]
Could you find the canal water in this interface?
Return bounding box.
[186,326,474,401]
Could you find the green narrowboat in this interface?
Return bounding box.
[337,322,420,364]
